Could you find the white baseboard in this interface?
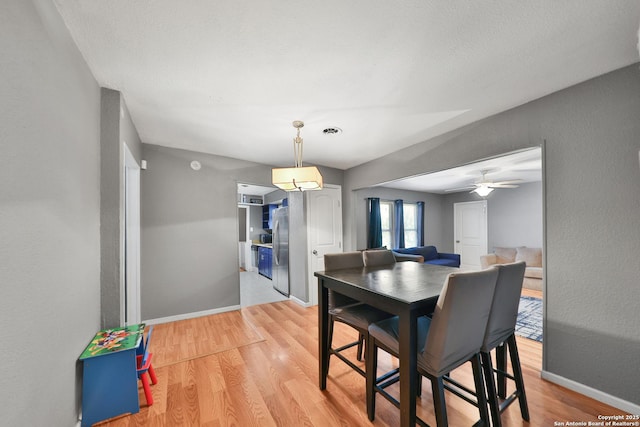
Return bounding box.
[290,295,313,308]
[144,305,241,325]
[541,370,640,415]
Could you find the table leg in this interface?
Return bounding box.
[398,309,418,427]
[318,278,329,390]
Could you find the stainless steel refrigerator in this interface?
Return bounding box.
[272,206,289,296]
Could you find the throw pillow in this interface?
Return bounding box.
[516,247,542,267]
[494,247,517,264]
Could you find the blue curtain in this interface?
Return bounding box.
[394,199,405,249]
[417,201,425,246]
[367,198,382,249]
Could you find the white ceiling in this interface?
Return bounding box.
[53,1,640,171]
[377,148,541,194]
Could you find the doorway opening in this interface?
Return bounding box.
[236,182,288,307]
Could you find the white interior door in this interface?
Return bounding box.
[307,185,342,305]
[123,143,141,325]
[454,200,487,270]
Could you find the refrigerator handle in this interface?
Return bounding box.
[273,219,279,265]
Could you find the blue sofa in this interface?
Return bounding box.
[392,245,460,267]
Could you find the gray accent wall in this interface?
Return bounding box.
[249,205,265,241]
[0,1,101,425]
[100,88,143,328]
[343,65,640,406]
[140,144,344,318]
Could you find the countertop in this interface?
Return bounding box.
[251,243,272,248]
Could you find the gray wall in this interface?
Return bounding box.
[100,88,143,328]
[440,181,543,253]
[343,65,640,406]
[352,187,445,250]
[0,1,101,425]
[140,144,344,318]
[249,205,265,241]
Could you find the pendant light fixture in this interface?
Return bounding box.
[272,120,324,191]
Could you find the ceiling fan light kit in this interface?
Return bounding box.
[473,185,494,197]
[446,169,523,195]
[272,121,324,192]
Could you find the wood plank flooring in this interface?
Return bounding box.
[97,298,627,427]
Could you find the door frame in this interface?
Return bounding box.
[123,143,141,326]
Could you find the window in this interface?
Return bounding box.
[380,201,392,249]
[379,201,419,249]
[403,203,418,248]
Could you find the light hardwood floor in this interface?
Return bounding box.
[98,295,626,427]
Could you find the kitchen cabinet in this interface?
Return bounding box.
[262,204,278,229]
[258,246,272,280]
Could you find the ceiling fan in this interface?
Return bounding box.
[446,170,522,196]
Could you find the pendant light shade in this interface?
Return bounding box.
[272,166,323,191]
[272,121,324,192]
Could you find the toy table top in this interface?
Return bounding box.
[79,323,145,360]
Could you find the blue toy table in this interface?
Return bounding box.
[79,324,145,426]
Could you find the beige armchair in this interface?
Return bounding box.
[480,247,542,291]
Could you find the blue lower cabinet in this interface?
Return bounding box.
[258,247,272,280]
[267,248,272,279]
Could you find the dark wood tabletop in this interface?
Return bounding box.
[315,262,458,427]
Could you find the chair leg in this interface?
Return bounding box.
[471,354,490,427]
[357,332,364,361]
[431,376,448,427]
[140,372,153,405]
[496,343,507,398]
[481,351,502,427]
[365,336,378,421]
[507,335,530,421]
[148,363,158,385]
[417,372,422,397]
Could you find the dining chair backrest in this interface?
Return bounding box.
[324,252,365,310]
[482,261,526,352]
[362,249,396,267]
[324,251,364,271]
[419,268,499,377]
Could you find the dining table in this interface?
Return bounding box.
[315,261,459,427]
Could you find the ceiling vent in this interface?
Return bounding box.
[322,127,342,135]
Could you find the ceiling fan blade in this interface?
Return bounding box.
[493,179,524,185]
[444,186,476,192]
[490,184,519,188]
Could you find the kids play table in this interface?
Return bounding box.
[79,323,145,426]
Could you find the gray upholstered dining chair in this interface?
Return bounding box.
[365,268,499,426]
[479,261,529,427]
[362,249,397,267]
[324,252,393,377]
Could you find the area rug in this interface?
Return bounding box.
[515,296,543,342]
[148,310,264,368]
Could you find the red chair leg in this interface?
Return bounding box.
[148,363,158,385]
[141,372,153,406]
